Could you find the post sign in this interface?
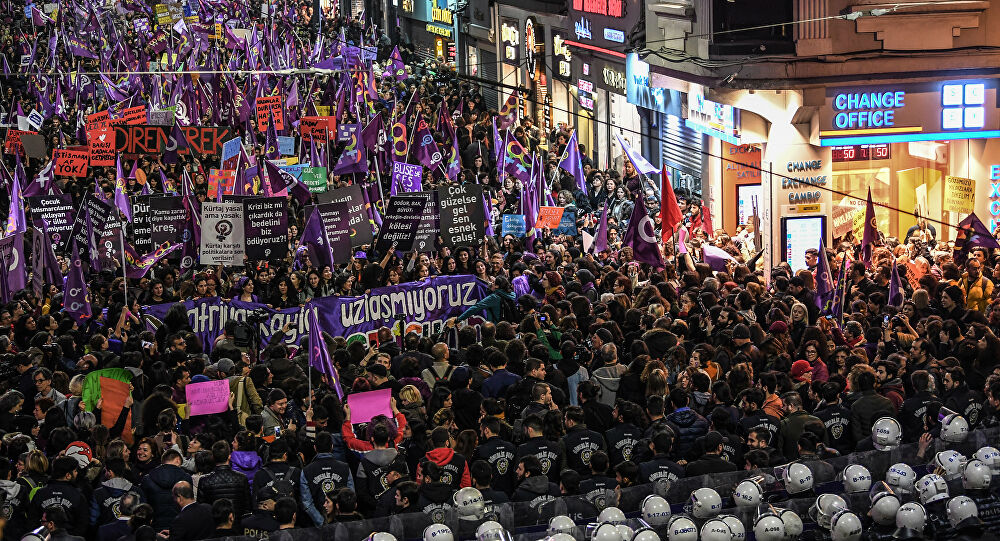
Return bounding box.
[819,80,1000,146]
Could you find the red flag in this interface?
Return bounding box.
[702,199,715,239]
[659,167,682,243]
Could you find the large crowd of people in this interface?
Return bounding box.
[3,1,1000,541]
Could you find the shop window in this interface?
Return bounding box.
[711,0,795,55]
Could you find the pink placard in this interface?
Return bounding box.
[347,389,392,424]
[186,379,231,416]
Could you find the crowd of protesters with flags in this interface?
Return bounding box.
[2,0,1000,540]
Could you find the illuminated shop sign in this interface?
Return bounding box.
[552,30,573,82]
[400,0,414,12]
[782,160,827,204]
[426,23,452,38]
[568,0,639,49]
[501,18,520,66]
[831,144,890,162]
[431,7,452,23]
[685,91,741,144]
[525,18,536,80]
[820,81,999,146]
[990,165,1000,231]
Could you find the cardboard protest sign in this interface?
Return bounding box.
[277,136,295,156]
[208,169,236,199]
[129,195,155,254]
[99,377,133,444]
[374,193,428,253]
[438,184,485,247]
[391,161,423,194]
[944,176,975,214]
[4,129,34,155]
[200,202,245,265]
[300,116,330,142]
[88,129,115,166]
[179,126,237,155]
[502,214,526,237]
[307,185,373,261]
[413,191,440,253]
[28,194,75,252]
[87,110,110,132]
[114,125,171,154]
[554,207,578,236]
[347,389,393,424]
[535,206,565,229]
[186,379,231,416]
[255,96,284,132]
[148,109,174,126]
[52,149,89,177]
[299,167,328,193]
[21,134,47,159]
[69,194,114,258]
[150,197,188,247]
[123,106,148,125]
[221,137,242,169]
[243,197,289,261]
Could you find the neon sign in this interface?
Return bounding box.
[572,0,625,18]
[990,165,1000,231]
[833,91,905,129]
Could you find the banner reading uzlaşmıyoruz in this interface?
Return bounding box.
[142,275,488,351]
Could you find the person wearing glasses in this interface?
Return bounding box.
[34,367,66,405]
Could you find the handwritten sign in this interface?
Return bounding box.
[502,214,526,237]
[944,175,975,214]
[88,129,115,166]
[87,110,110,132]
[347,389,393,424]
[186,379,231,416]
[277,136,295,156]
[255,95,284,132]
[53,149,89,177]
[534,206,566,229]
[123,106,148,125]
[4,129,35,155]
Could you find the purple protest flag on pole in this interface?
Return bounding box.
[113,157,132,220]
[814,239,835,312]
[265,110,280,160]
[299,209,335,270]
[559,130,587,195]
[64,243,92,325]
[264,159,311,205]
[496,92,519,130]
[492,119,503,162]
[332,127,368,175]
[387,46,408,81]
[123,241,184,279]
[623,195,665,268]
[861,187,877,268]
[483,193,494,237]
[308,306,343,397]
[954,212,1000,264]
[4,159,26,236]
[0,233,26,303]
[702,245,735,272]
[413,114,442,170]
[592,203,609,254]
[502,134,532,184]
[888,259,903,307]
[615,134,659,176]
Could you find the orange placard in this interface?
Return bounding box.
[208,168,236,198]
[534,206,566,229]
[99,377,133,444]
[87,110,110,132]
[300,116,329,142]
[255,96,284,132]
[123,106,148,125]
[3,129,35,155]
[52,149,90,177]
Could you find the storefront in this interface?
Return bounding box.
[397,0,455,63]
[463,0,497,107]
[816,80,1000,242]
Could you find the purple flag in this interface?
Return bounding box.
[64,243,92,325]
[559,130,587,194]
[0,233,26,303]
[84,208,102,273]
[492,119,503,162]
[592,203,609,254]
[4,161,26,236]
[483,194,494,237]
[623,195,665,268]
[265,111,280,160]
[861,187,877,268]
[814,240,835,312]
[114,156,132,220]
[331,126,367,175]
[123,240,183,279]
[264,159,311,205]
[615,134,659,175]
[299,208,335,270]
[438,105,461,181]
[522,156,540,242]
[702,245,735,272]
[308,307,343,398]
[503,134,532,184]
[888,260,903,307]
[31,6,53,26]
[413,114,442,170]
[361,114,388,173]
[387,46,408,81]
[954,213,1000,264]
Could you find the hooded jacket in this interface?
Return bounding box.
[511,475,560,517]
[416,447,472,488]
[91,477,136,526]
[0,479,29,540]
[355,448,402,511]
[140,463,192,530]
[230,451,262,485]
[664,407,709,459]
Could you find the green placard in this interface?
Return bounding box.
[300,166,328,193]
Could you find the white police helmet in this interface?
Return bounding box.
[423,524,454,541]
[841,464,872,493]
[689,488,723,519]
[476,521,507,541]
[453,487,485,518]
[548,535,576,541]
[932,450,967,481]
[886,463,917,496]
[829,511,862,541]
[366,534,398,541]
[975,446,1000,475]
[721,515,745,541]
[753,511,785,541]
[809,494,847,530]
[940,411,969,443]
[666,516,698,541]
[777,508,803,540]
[700,518,732,541]
[598,506,627,525]
[632,528,661,541]
[916,473,949,505]
[964,458,992,490]
[896,502,927,532]
[733,477,764,510]
[870,489,901,526]
[592,522,624,541]
[547,515,576,536]
[617,524,635,541]
[641,495,672,526]
[872,417,902,450]
[946,496,978,527]
[784,463,814,494]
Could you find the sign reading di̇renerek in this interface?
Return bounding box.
[818,81,1000,145]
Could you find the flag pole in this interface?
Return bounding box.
[118,216,128,302]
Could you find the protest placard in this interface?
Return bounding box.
[123,106,148,125]
[300,116,329,143]
[221,137,242,169]
[129,195,155,254]
[502,214,526,237]
[99,377,133,444]
[200,202,245,265]
[186,379,231,416]
[208,169,236,199]
[300,167,328,193]
[438,184,485,247]
[243,197,289,261]
[28,194,75,252]
[374,193,428,253]
[114,125,171,154]
[69,194,113,258]
[535,206,565,229]
[149,197,188,247]
[944,176,975,214]
[255,96,284,132]
[277,136,295,156]
[391,161,423,194]
[52,149,89,177]
[3,129,34,155]
[307,185,373,261]
[347,389,392,424]
[87,110,110,132]
[554,207,578,236]
[88,129,115,166]
[180,126,237,155]
[413,191,440,253]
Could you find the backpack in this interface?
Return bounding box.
[432,365,454,385]
[259,465,300,500]
[498,294,521,323]
[22,477,43,502]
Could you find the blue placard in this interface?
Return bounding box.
[221,137,242,167]
[24,5,31,18]
[502,214,526,237]
[277,136,295,156]
[554,207,577,236]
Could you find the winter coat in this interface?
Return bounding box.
[664,407,709,459]
[230,451,262,486]
[140,464,192,530]
[196,465,252,518]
